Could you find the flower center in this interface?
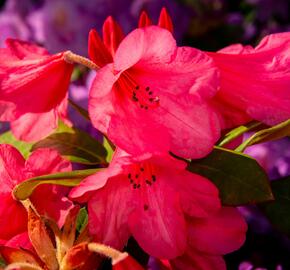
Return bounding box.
[118,71,160,110]
[126,162,157,211]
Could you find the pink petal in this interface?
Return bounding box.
[153,96,220,158]
[114,26,176,72]
[5,38,49,59]
[70,169,118,203]
[102,16,124,56]
[5,232,32,251]
[10,110,57,142]
[138,11,152,28]
[209,32,290,127]
[173,170,221,218]
[188,207,247,255]
[0,40,73,125]
[131,46,219,100]
[88,64,118,133]
[128,172,187,259]
[88,29,112,67]
[89,67,171,155]
[171,250,226,270]
[158,8,174,33]
[0,144,25,190]
[0,100,17,121]
[30,184,73,227]
[25,148,71,175]
[88,176,131,250]
[0,193,27,240]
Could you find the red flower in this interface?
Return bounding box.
[0,39,73,141]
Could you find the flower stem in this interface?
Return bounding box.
[88,243,128,264]
[64,51,99,70]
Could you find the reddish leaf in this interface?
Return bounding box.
[27,207,58,270]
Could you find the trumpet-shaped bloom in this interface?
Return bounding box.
[89,26,220,158]
[171,207,247,270]
[0,144,73,240]
[208,32,290,129]
[0,39,73,141]
[70,148,221,259]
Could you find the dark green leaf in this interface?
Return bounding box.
[76,207,88,233]
[0,131,32,158]
[13,168,99,200]
[187,147,273,205]
[32,122,107,165]
[260,177,290,237]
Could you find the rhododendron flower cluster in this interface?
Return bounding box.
[0,7,290,270]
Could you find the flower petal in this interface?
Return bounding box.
[174,170,221,218]
[25,148,71,175]
[5,232,32,250]
[158,7,174,33]
[128,172,187,259]
[10,110,57,142]
[0,39,73,117]
[138,11,152,28]
[88,29,112,67]
[0,193,27,240]
[209,32,290,127]
[0,144,25,190]
[187,207,247,255]
[114,26,176,72]
[88,176,131,250]
[131,46,219,99]
[102,16,124,56]
[171,250,226,270]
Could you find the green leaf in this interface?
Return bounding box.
[76,207,88,233]
[187,147,274,206]
[260,177,290,237]
[103,137,115,163]
[13,168,99,200]
[32,122,107,165]
[0,131,32,158]
[218,121,261,147]
[235,119,290,152]
[0,257,5,267]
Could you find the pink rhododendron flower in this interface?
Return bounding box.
[88,8,173,68]
[88,16,124,67]
[208,32,290,129]
[89,25,220,158]
[0,39,73,141]
[172,207,247,270]
[70,148,221,259]
[0,144,73,240]
[138,8,174,33]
